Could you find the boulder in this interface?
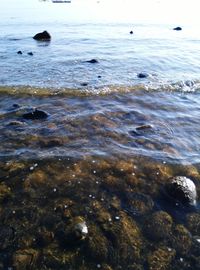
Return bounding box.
[33,31,51,41]
[165,176,197,206]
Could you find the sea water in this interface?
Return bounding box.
[0,1,200,269]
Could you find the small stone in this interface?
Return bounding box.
[86,59,98,64]
[17,51,22,54]
[137,72,148,78]
[173,26,182,31]
[130,30,133,34]
[27,52,33,56]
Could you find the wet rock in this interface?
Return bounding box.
[136,124,152,131]
[17,51,22,54]
[137,72,148,78]
[39,137,64,148]
[147,247,176,270]
[0,225,15,250]
[80,83,88,86]
[125,192,154,216]
[22,109,49,120]
[144,211,173,241]
[33,30,51,41]
[12,249,39,270]
[7,120,25,126]
[171,224,192,255]
[130,31,133,34]
[173,26,182,31]
[186,213,200,235]
[165,176,197,206]
[98,75,102,78]
[86,59,98,64]
[0,183,11,202]
[27,52,33,56]
[36,227,54,247]
[56,217,88,247]
[86,224,109,261]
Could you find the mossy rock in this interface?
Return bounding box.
[144,211,173,241]
[171,224,192,255]
[12,249,39,270]
[147,246,176,270]
[186,213,200,235]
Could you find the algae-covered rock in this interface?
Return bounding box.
[186,213,200,235]
[144,211,173,241]
[0,182,11,202]
[125,192,154,216]
[85,224,109,262]
[165,176,197,206]
[12,249,39,270]
[102,211,142,264]
[171,224,192,255]
[147,246,176,270]
[0,225,15,251]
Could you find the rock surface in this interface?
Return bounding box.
[23,109,49,120]
[33,31,51,41]
[165,176,197,206]
[173,27,182,31]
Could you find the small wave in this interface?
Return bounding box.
[0,79,200,97]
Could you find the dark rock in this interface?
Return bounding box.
[144,211,173,241]
[27,52,33,56]
[130,31,133,34]
[98,75,102,78]
[13,103,20,109]
[80,83,88,86]
[136,124,152,131]
[165,176,197,206]
[137,72,148,78]
[39,138,64,148]
[171,224,192,255]
[13,249,39,270]
[86,59,98,64]
[173,26,182,31]
[0,226,15,250]
[17,51,22,55]
[33,31,51,41]
[22,109,49,120]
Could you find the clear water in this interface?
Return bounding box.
[0,1,200,270]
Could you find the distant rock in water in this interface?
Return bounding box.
[27,52,33,56]
[137,72,148,78]
[17,51,22,55]
[130,30,133,34]
[33,31,51,41]
[23,109,49,120]
[86,59,98,64]
[173,27,182,31]
[165,176,197,206]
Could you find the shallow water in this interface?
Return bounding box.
[0,0,200,269]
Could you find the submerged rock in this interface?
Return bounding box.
[22,109,49,120]
[147,247,176,270]
[144,211,173,241]
[13,249,39,270]
[173,26,182,31]
[171,224,192,255]
[33,30,51,41]
[165,176,197,206]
